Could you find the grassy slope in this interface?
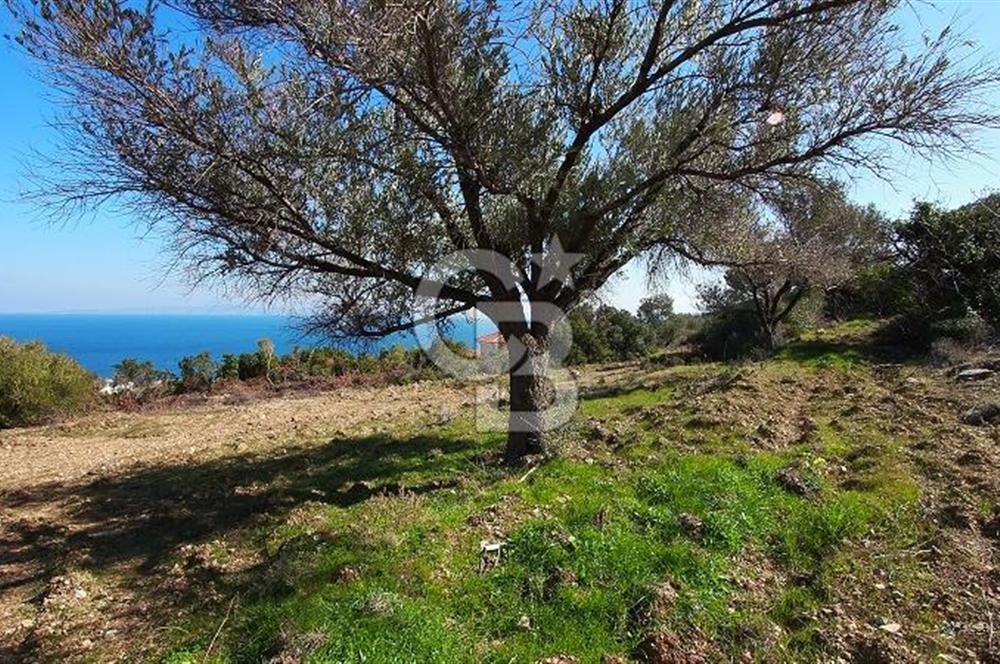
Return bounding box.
[159,344,944,663]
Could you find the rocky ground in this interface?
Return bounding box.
[0,348,998,663]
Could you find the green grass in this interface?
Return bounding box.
[774,341,871,370]
[159,369,926,664]
[578,383,675,419]
[795,318,884,342]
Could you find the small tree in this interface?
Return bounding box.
[217,353,241,380]
[112,358,159,388]
[595,306,653,361]
[638,294,674,328]
[638,293,676,345]
[698,181,888,351]
[9,0,998,461]
[565,304,611,365]
[566,304,652,364]
[257,338,278,382]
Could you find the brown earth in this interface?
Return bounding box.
[0,379,475,663]
[0,356,999,662]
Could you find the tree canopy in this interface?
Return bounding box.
[638,293,674,328]
[896,194,1000,331]
[8,0,999,459]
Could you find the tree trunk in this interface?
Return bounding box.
[504,344,553,464]
[761,320,777,354]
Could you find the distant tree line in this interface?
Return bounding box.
[110,339,452,400]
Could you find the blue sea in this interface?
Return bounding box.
[0,313,483,377]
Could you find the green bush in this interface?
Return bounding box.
[833,195,1000,338]
[377,344,433,380]
[930,315,993,344]
[874,313,992,353]
[693,308,770,361]
[112,357,163,388]
[566,304,653,365]
[217,353,240,380]
[285,346,356,377]
[662,313,707,346]
[237,352,269,380]
[897,196,1000,331]
[0,337,96,428]
[356,353,380,374]
[110,357,176,401]
[825,264,913,320]
[783,290,826,339]
[178,351,217,391]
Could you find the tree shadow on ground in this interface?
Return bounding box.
[0,428,485,596]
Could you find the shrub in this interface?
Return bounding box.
[841,195,1000,334]
[237,352,269,380]
[0,337,96,428]
[112,357,161,388]
[897,196,1000,331]
[287,346,357,377]
[874,313,992,353]
[824,264,913,320]
[377,344,410,372]
[565,310,610,365]
[783,290,826,340]
[109,357,175,401]
[178,351,217,391]
[356,353,380,374]
[427,337,479,377]
[929,338,976,367]
[693,308,770,361]
[217,353,240,380]
[661,313,707,347]
[566,304,653,365]
[872,315,932,350]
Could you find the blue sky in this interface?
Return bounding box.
[2,3,999,315]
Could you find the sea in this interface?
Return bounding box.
[0,313,484,378]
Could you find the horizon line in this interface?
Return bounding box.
[0,309,295,316]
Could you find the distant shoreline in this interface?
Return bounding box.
[0,312,485,378]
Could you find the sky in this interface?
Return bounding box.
[1,3,999,316]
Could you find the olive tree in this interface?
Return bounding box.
[8,0,998,462]
[699,180,889,350]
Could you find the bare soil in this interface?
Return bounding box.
[0,379,474,662]
[1,357,999,662]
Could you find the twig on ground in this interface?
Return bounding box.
[518,465,539,483]
[984,587,995,654]
[204,594,238,662]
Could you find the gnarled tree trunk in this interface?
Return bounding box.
[504,335,554,464]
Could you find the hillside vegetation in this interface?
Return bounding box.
[0,337,95,428]
[1,325,998,663]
